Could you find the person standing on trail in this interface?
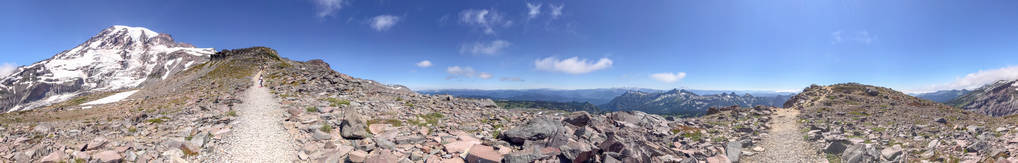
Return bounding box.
[259,76,263,87]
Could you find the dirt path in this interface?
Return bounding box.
[221,71,296,162]
[742,108,823,163]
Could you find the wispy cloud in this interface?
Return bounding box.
[459,9,512,35]
[918,65,1018,92]
[500,77,524,82]
[650,72,686,83]
[416,60,432,68]
[831,30,875,44]
[0,63,17,77]
[460,40,511,55]
[549,4,564,19]
[479,72,493,79]
[370,15,400,31]
[446,66,476,79]
[313,0,345,18]
[526,3,542,19]
[446,66,493,80]
[534,56,612,74]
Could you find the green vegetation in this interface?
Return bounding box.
[320,123,333,132]
[324,97,350,107]
[826,154,841,163]
[226,110,237,117]
[409,112,445,127]
[367,119,403,127]
[306,106,318,113]
[849,111,869,116]
[681,131,704,142]
[495,100,600,112]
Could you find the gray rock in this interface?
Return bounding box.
[563,111,591,127]
[374,137,396,150]
[841,144,875,163]
[726,141,742,162]
[501,117,565,145]
[394,136,426,144]
[340,113,370,139]
[965,141,988,153]
[824,140,851,155]
[313,130,332,140]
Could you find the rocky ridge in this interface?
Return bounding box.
[948,79,1018,117]
[789,83,1018,162]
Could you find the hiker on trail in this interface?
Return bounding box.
[258,66,265,87]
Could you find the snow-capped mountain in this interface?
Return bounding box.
[0,25,214,112]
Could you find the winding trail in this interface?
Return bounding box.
[742,108,823,163]
[221,71,296,162]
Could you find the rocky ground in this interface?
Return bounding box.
[789,83,1018,162]
[20,47,1012,163]
[0,47,276,162]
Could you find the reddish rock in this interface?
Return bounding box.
[94,150,123,163]
[348,150,368,163]
[465,145,503,163]
[39,151,65,163]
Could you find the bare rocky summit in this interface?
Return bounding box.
[790,83,1018,162]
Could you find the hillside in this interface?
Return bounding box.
[602,89,790,116]
[948,80,1018,117]
[787,83,1018,162]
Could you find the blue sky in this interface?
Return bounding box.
[3,0,1018,93]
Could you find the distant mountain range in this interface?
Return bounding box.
[600,89,791,116]
[418,88,795,105]
[914,89,971,103]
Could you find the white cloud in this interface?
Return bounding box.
[370,15,400,31]
[446,66,477,79]
[416,60,432,68]
[549,4,564,19]
[459,9,511,35]
[460,40,511,55]
[313,0,344,18]
[500,77,524,82]
[534,56,612,74]
[921,65,1018,92]
[650,72,687,83]
[0,63,17,77]
[526,3,542,19]
[831,30,875,44]
[479,72,493,79]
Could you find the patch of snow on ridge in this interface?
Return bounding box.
[81,90,139,105]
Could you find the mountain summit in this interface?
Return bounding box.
[0,25,214,112]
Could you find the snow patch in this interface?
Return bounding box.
[81,90,139,105]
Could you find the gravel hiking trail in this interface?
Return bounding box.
[221,71,296,162]
[742,108,823,163]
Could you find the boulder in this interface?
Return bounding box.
[965,141,988,153]
[94,150,123,163]
[340,113,370,139]
[501,117,564,145]
[725,141,742,162]
[465,145,503,163]
[880,145,903,161]
[824,140,851,155]
[563,111,591,127]
[348,150,368,163]
[365,149,399,163]
[313,130,333,141]
[39,151,65,163]
[86,137,109,150]
[841,144,875,163]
